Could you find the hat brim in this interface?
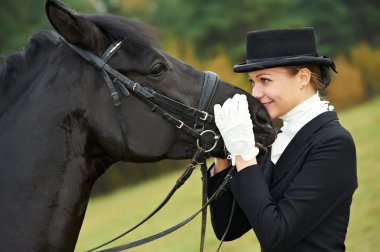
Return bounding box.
[233,56,332,73]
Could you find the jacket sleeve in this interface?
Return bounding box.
[229,135,358,251]
[207,166,252,240]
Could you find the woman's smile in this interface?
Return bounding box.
[261,101,273,110]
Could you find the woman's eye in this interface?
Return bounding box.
[150,63,167,76]
[261,78,271,84]
[248,78,255,87]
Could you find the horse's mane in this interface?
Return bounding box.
[0,30,58,112]
[0,14,155,112]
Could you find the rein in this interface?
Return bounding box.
[60,38,229,251]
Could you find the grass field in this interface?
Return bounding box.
[76,97,380,252]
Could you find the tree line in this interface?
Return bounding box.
[2,0,380,61]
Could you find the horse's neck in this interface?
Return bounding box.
[0,101,99,251]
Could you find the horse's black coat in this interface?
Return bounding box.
[0,0,274,251]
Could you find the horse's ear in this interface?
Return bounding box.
[45,0,105,52]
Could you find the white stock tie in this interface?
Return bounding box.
[271,93,332,164]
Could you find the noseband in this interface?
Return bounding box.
[60,38,230,251]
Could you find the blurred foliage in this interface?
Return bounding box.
[0,0,96,56]
[1,0,380,194]
[162,37,249,92]
[0,1,45,55]
[3,0,380,62]
[329,55,366,110]
[350,42,380,97]
[119,0,380,61]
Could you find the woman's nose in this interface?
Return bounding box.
[252,87,264,99]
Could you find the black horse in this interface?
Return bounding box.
[0,0,274,251]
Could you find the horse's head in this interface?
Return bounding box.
[45,0,275,163]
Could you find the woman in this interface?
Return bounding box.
[209,27,357,251]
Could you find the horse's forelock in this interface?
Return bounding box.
[87,14,156,53]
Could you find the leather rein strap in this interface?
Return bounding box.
[60,38,224,251]
[195,71,219,252]
[96,167,235,252]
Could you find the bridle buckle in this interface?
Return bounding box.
[176,120,184,129]
[200,111,208,121]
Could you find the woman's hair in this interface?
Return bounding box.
[284,65,330,91]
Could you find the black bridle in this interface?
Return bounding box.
[60,38,232,251]
[61,38,220,151]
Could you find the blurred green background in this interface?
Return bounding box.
[1,0,379,251]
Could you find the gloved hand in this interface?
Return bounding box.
[214,94,259,166]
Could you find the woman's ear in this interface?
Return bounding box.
[298,68,312,89]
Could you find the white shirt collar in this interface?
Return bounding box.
[280,92,327,135]
[271,93,329,164]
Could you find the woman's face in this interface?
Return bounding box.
[248,67,309,120]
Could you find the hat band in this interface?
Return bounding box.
[246,53,318,64]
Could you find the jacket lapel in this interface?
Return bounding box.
[270,111,339,187]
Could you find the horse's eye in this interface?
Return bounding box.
[150,63,167,76]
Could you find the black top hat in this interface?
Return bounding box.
[233,27,337,73]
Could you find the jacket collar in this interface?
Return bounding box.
[263,111,338,188]
[287,111,338,144]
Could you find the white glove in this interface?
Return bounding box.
[214,94,259,166]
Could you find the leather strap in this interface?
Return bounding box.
[86,149,204,252]
[96,167,235,252]
[198,71,219,112]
